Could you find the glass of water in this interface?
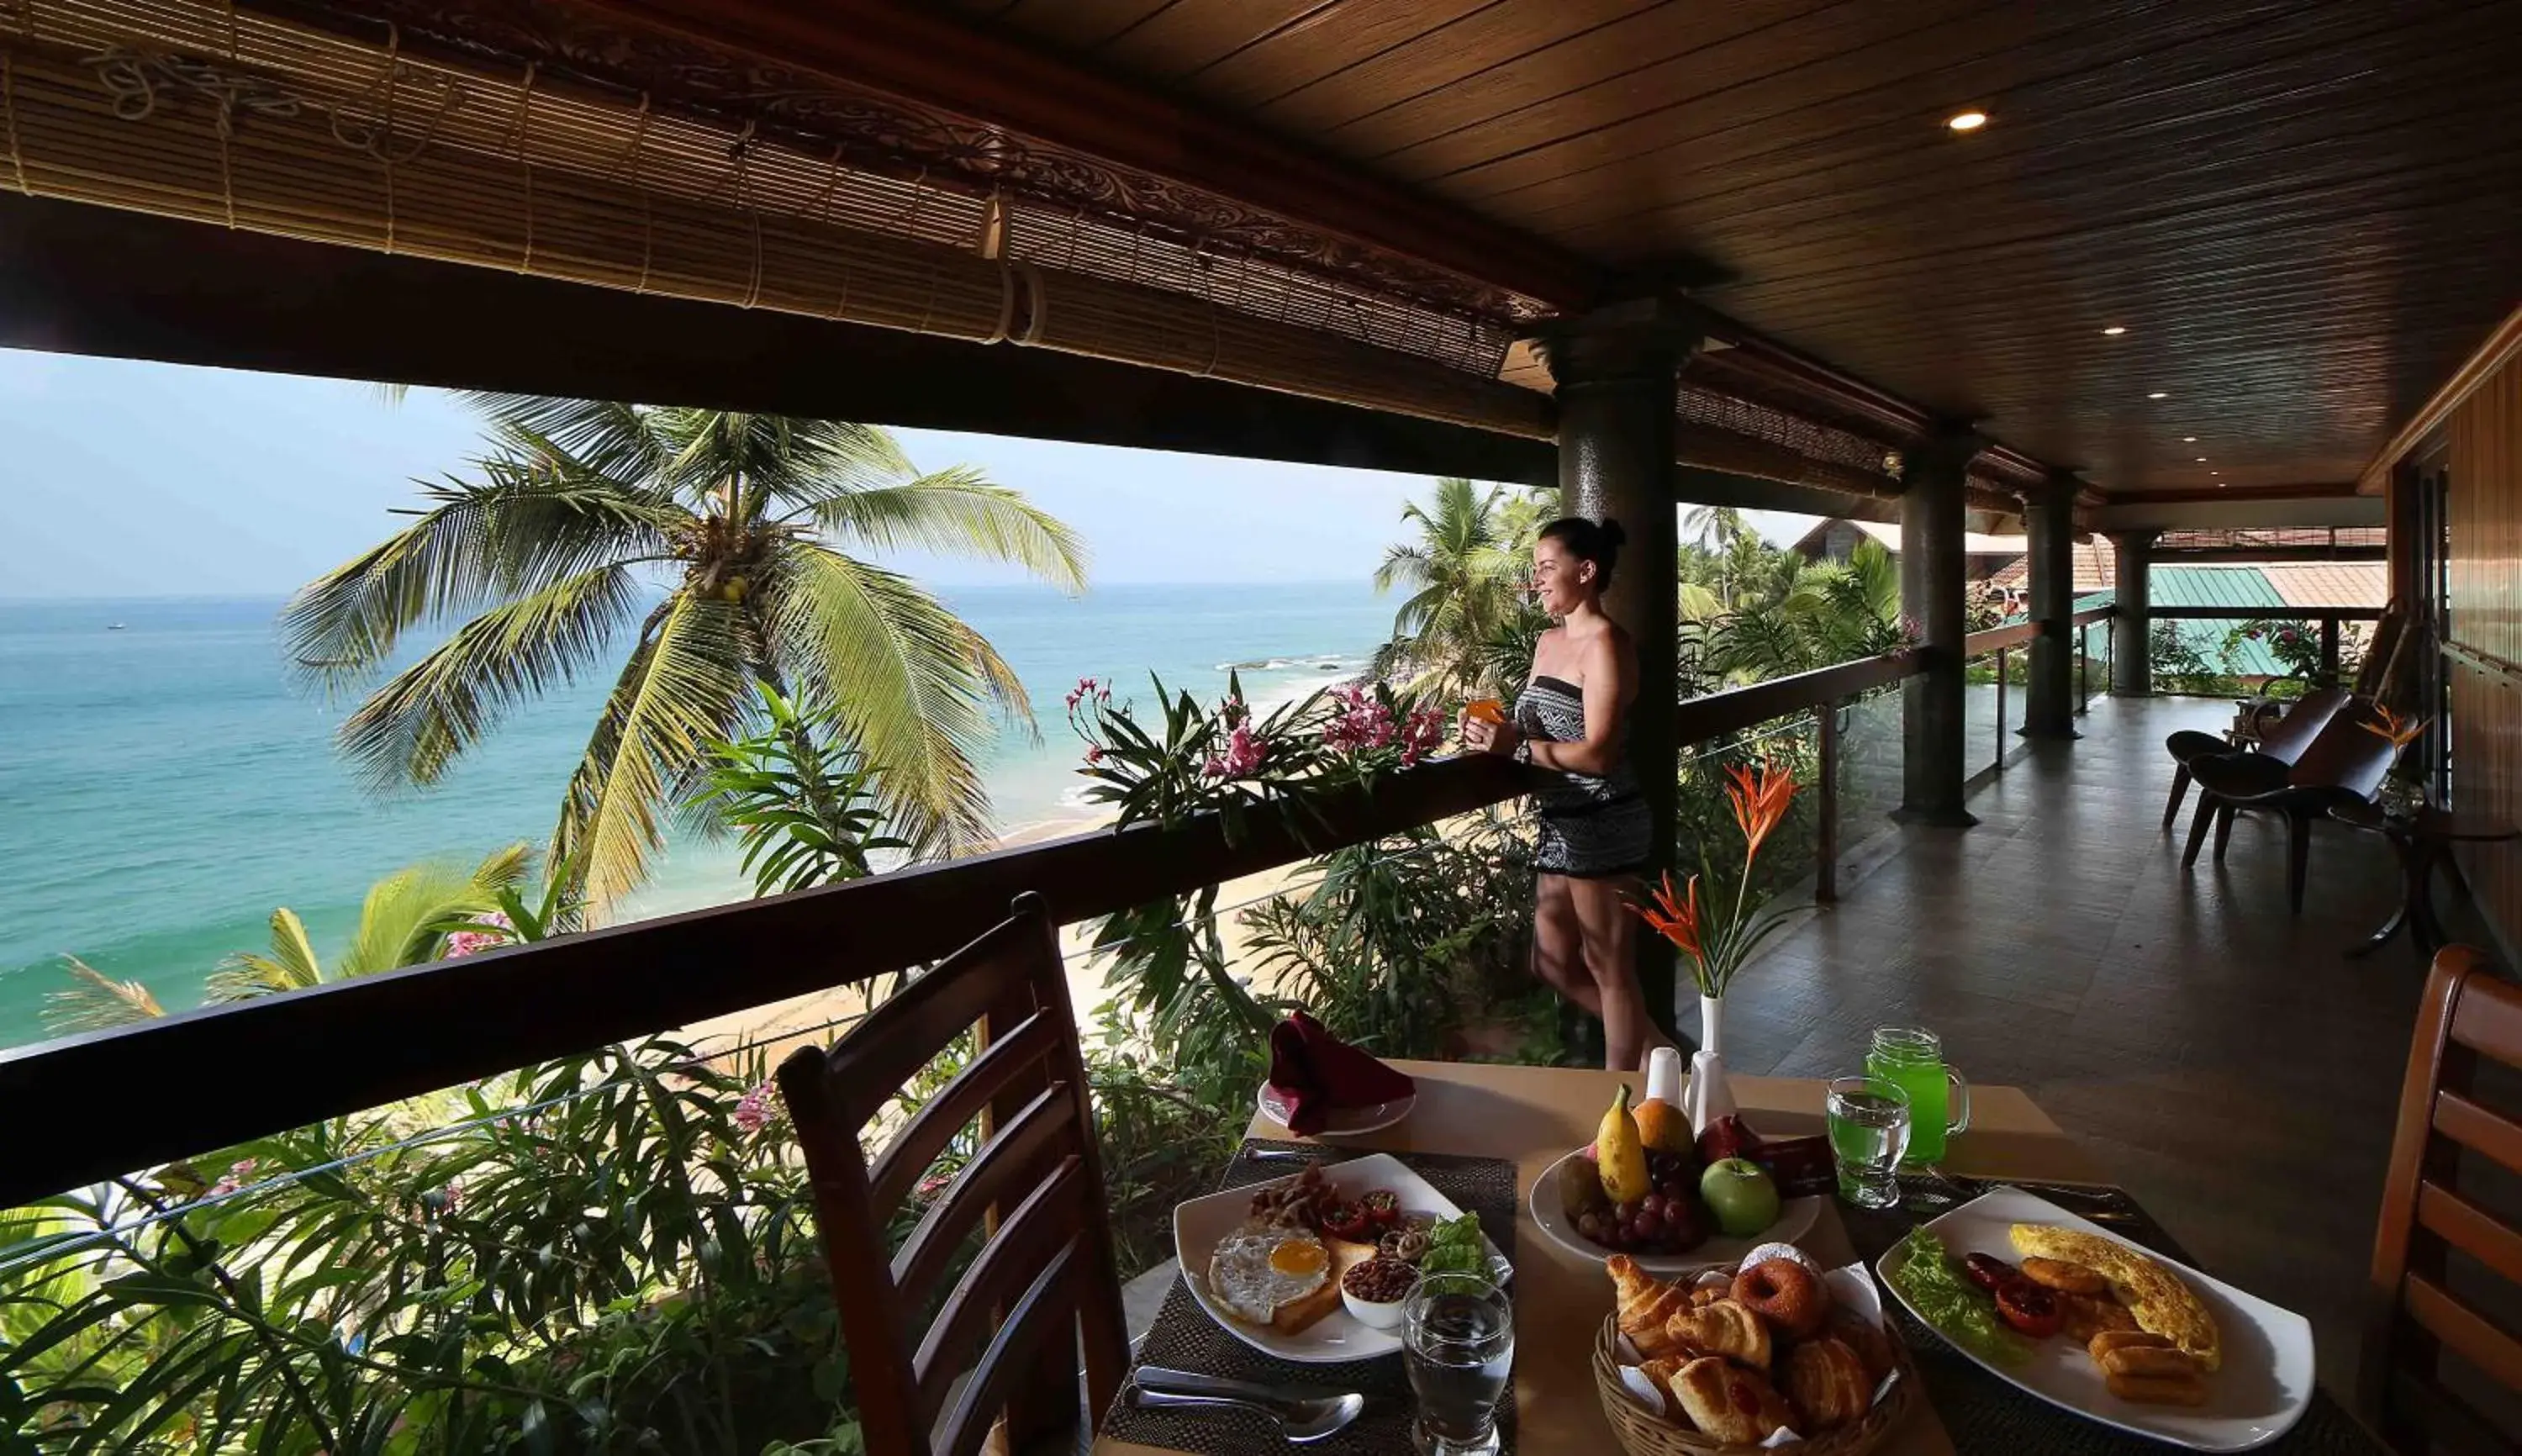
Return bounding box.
[1826,1074,1913,1210]
[1403,1272,1514,1456]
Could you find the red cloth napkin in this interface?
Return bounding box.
[1266,1011,1417,1136]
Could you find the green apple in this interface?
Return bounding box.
[1699,1157,1781,1237]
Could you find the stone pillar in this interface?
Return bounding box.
[1895,430,1983,826]
[2021,471,2081,739]
[1533,299,1698,1042]
[2110,529,2158,695]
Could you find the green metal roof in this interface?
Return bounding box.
[2062,574,2291,677]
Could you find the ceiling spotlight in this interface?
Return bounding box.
[2182,436,2198,443]
[2148,392,2169,399]
[2195,456,2207,462]
[1946,111,1988,132]
[2102,326,2127,336]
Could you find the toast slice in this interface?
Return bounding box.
[1270,1236,1380,1335]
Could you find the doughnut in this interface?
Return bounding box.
[1732,1257,1830,1337]
[1739,1241,1824,1279]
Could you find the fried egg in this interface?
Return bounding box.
[1208,1225,1330,1323]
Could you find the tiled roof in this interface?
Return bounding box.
[2258,562,2387,608]
[1982,535,2116,594]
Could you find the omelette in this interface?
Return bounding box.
[2010,1224,2220,1371]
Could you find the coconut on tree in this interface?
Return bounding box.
[284,396,1086,915]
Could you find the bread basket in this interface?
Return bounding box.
[1591,1314,1918,1456]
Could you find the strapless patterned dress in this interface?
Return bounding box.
[1515,673,1651,879]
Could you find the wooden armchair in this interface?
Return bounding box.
[2161,685,2351,830]
[778,893,1128,1456]
[2365,946,2522,1453]
[2181,700,2397,910]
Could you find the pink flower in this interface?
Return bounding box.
[732,1081,774,1136]
[208,1157,259,1198]
[441,911,514,959]
[1399,706,1447,767]
[1084,745,1105,765]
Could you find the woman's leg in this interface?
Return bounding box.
[1568,874,1662,1071]
[1532,873,1601,1016]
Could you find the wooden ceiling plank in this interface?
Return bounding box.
[1530,0,2461,245]
[989,0,1180,50]
[1099,0,1343,76]
[1401,0,2045,198]
[1311,0,1833,157]
[1188,0,1502,108]
[1255,0,1658,135]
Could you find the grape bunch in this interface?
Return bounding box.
[1577,1150,1712,1256]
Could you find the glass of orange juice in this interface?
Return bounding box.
[1464,698,1506,725]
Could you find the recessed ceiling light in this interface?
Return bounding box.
[2148,392,2169,399]
[2102,326,2127,336]
[2182,436,2198,443]
[1946,111,1988,133]
[2195,456,2208,462]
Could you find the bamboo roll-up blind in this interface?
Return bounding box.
[0,8,1010,340]
[1020,262,1554,440]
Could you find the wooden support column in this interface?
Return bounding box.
[2110,530,2160,695]
[1896,430,1984,826]
[2022,471,2081,739]
[1534,300,1699,1042]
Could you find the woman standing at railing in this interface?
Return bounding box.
[1463,516,1665,1071]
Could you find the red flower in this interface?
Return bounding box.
[1629,871,1703,959]
[1723,757,1797,863]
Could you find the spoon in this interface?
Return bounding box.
[1127,1367,1364,1443]
[1126,1386,1365,1443]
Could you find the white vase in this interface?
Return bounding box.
[1681,993,1738,1135]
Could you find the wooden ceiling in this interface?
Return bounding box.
[943,0,2522,499]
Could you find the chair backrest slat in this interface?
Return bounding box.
[2435,1089,2522,1176]
[889,1081,1074,1301]
[915,1155,1086,1415]
[2416,1181,2522,1286]
[868,1007,1059,1216]
[776,894,1128,1456]
[2364,946,2522,1452]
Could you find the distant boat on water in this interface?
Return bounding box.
[107,623,127,630]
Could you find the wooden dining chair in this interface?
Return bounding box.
[778,893,1128,1456]
[2364,946,2522,1453]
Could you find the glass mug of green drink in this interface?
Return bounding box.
[1865,1026,1971,1164]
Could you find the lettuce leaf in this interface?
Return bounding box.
[1888,1226,2029,1367]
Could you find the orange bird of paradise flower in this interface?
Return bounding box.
[1724,756,1798,863]
[2361,704,2429,750]
[1633,870,1703,958]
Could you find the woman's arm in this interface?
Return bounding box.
[1526,631,1633,776]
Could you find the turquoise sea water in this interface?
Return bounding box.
[0,583,1394,1050]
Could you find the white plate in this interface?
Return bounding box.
[1254,1082,1416,1137]
[1174,1153,1503,1364]
[1526,1148,1823,1275]
[1875,1187,2314,1452]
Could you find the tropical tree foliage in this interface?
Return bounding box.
[282,397,1088,914]
[698,683,902,898]
[1700,537,1907,681]
[1370,477,1549,700]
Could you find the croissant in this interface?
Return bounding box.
[1670,1356,1798,1443]
[1607,1254,1695,1359]
[1639,1353,1691,1418]
[1665,1296,1773,1370]
[1785,1337,1873,1431]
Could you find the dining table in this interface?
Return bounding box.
[1092,1058,2388,1456]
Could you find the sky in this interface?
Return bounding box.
[0,348,1821,597]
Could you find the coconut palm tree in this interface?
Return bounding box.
[1372,477,1540,699]
[42,845,530,1033]
[284,396,1087,913]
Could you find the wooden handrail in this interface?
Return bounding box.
[1964,620,2045,655]
[0,652,1928,1205]
[2071,605,2118,629]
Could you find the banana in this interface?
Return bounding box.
[1596,1084,1650,1205]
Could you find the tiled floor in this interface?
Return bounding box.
[1697,693,2468,1394]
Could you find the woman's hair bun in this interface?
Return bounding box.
[1537,514,1625,593]
[1598,520,1628,549]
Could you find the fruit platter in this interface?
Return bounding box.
[1531,1088,1825,1274]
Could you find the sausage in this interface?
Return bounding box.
[2100,1345,2201,1380]
[2087,1330,2171,1361]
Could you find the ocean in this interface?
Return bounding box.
[0,583,1396,1051]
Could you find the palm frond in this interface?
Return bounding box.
[334,565,647,791]
[336,844,530,976]
[43,956,166,1034]
[757,541,1000,857]
[459,393,669,488]
[206,907,325,1002]
[551,592,758,915]
[657,412,915,515]
[812,467,1090,592]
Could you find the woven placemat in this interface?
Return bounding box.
[1837,1178,2387,1456]
[1100,1140,1520,1456]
